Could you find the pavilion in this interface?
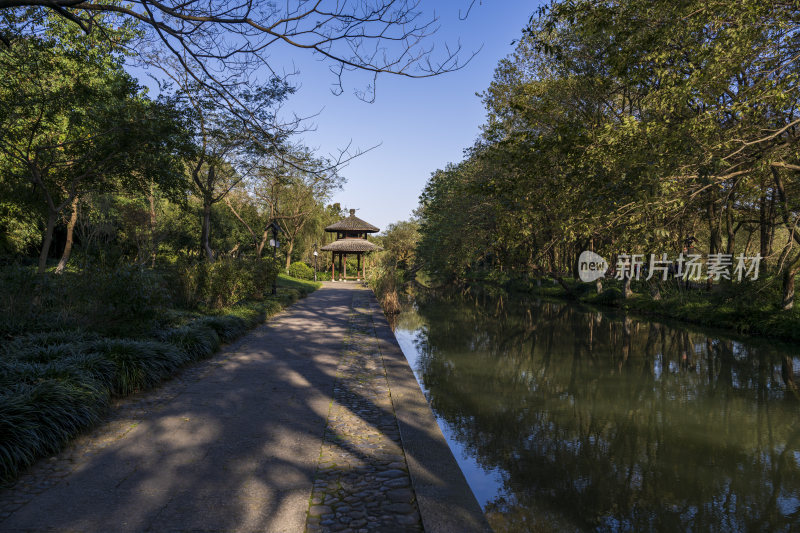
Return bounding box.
[321,209,381,281]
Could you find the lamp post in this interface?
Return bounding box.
[313,243,318,282]
[269,221,281,296]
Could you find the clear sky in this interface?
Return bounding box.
[132,1,544,231]
[264,1,543,231]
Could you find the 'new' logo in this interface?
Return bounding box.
[578,251,608,282]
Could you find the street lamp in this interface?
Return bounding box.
[313,243,318,282]
[268,220,281,296]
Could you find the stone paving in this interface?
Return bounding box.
[0,286,351,532]
[0,283,485,533]
[305,293,422,533]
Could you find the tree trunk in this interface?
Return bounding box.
[55,196,79,274]
[38,210,58,274]
[199,164,216,262]
[257,229,268,257]
[706,196,722,290]
[707,197,722,255]
[782,267,797,311]
[149,188,157,267]
[284,239,294,271]
[201,199,214,262]
[725,196,736,255]
[651,285,662,301]
[759,187,771,259]
[623,273,632,299]
[768,192,777,257]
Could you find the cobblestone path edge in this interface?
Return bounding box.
[365,292,492,533]
[305,292,423,532]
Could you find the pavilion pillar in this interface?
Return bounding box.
[357,254,362,281]
[338,253,343,281]
[331,252,335,281]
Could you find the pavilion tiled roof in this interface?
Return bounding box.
[324,209,379,233]
[320,239,381,252]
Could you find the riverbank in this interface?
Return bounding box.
[0,282,488,533]
[0,274,320,483]
[507,276,800,343]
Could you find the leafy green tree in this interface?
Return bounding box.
[173,79,293,261]
[417,0,800,309]
[0,15,187,272]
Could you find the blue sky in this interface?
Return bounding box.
[133,1,543,231]
[280,1,541,231]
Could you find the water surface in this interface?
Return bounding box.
[392,296,800,532]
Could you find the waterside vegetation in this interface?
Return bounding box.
[416,0,800,319]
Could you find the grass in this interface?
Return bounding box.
[0,274,321,483]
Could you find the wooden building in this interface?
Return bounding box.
[321,209,380,281]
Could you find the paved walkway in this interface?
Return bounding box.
[306,291,422,532]
[0,283,488,533]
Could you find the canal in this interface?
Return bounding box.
[392,295,800,532]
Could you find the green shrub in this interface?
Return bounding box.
[287,261,315,280]
[0,265,170,336]
[589,287,623,305]
[81,266,170,323]
[176,256,281,309]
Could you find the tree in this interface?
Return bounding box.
[377,219,420,281]
[417,0,800,310]
[0,14,187,272]
[174,78,292,261]
[245,148,343,267]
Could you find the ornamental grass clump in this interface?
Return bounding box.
[225,305,265,327]
[198,315,249,342]
[1,330,99,355]
[0,354,116,391]
[159,323,220,361]
[85,339,188,395]
[0,380,109,480]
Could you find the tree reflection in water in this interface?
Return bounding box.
[393,295,800,532]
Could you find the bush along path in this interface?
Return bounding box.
[306,292,422,532]
[0,275,321,485]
